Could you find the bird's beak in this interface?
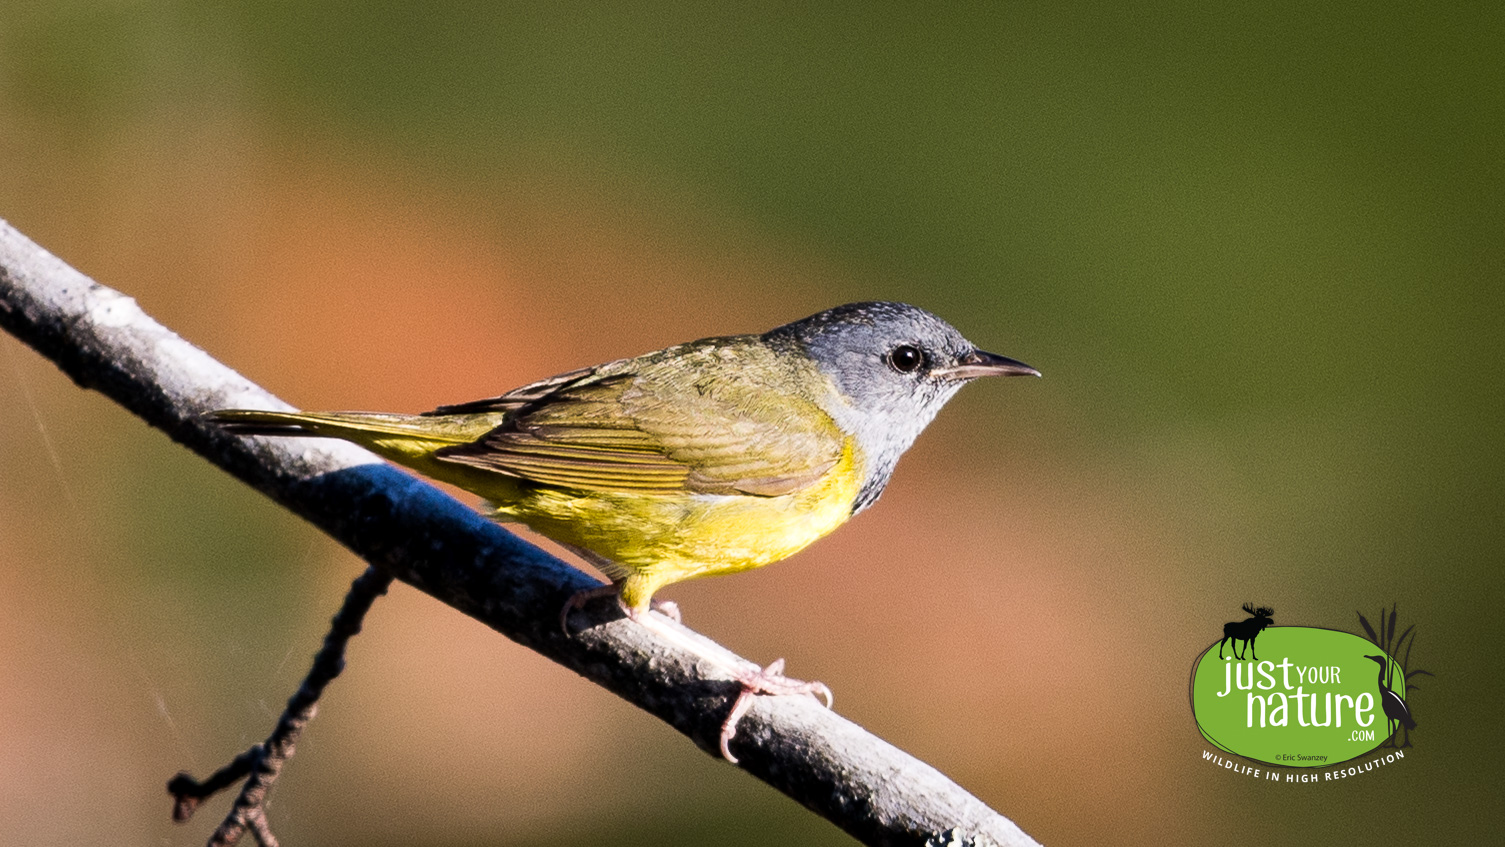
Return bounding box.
[935,349,1041,381]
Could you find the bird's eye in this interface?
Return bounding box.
[886,344,925,374]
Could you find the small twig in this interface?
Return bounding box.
[167,566,394,845]
[167,749,259,823]
[246,808,280,847]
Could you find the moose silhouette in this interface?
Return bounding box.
[1218,604,1274,661]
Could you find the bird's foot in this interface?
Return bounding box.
[560,584,620,635]
[561,585,681,635]
[720,658,833,764]
[590,600,830,764]
[653,599,682,624]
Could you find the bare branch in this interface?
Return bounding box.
[0,219,1039,847]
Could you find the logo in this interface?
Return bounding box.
[1190,604,1430,775]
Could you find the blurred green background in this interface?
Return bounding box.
[1,3,1499,845]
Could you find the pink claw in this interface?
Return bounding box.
[718,659,833,764]
[559,584,619,635]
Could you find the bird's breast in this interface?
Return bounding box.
[494,438,865,580]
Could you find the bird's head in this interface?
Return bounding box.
[765,301,1039,510]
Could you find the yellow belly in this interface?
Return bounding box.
[491,441,863,611]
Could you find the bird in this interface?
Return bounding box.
[209,301,1039,761]
[1363,654,1416,747]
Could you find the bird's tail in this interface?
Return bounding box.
[206,408,506,463]
[208,407,525,502]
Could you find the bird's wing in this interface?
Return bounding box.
[431,342,846,496]
[422,366,604,416]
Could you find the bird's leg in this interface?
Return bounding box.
[621,604,833,764]
[554,547,830,762]
[557,543,682,634]
[559,583,682,634]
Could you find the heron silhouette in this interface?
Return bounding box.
[1364,654,1416,747]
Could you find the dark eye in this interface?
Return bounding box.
[886,344,925,374]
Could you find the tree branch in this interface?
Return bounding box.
[0,219,1039,847]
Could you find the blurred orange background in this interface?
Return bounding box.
[1,4,1498,845]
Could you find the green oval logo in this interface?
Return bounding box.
[1190,627,1406,767]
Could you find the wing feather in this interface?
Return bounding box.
[433,339,844,496]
